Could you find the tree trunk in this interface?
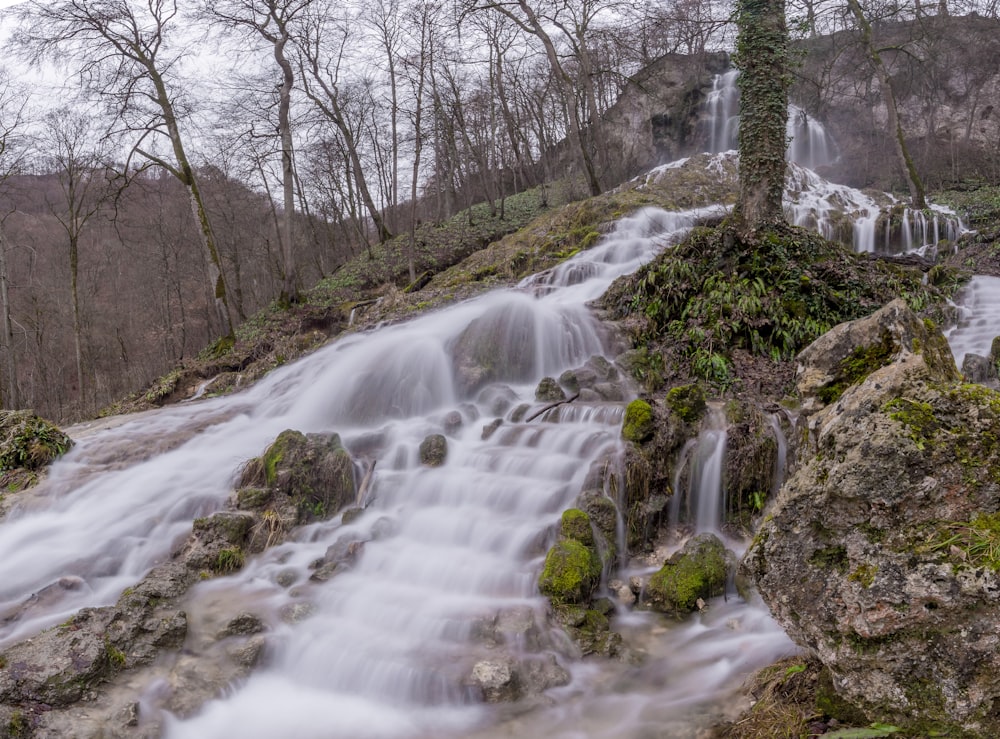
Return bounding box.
[275,33,298,303]
[734,0,790,231]
[147,67,236,337]
[0,226,16,408]
[847,0,927,209]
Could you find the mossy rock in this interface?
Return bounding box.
[646,533,729,615]
[539,539,601,605]
[0,410,73,473]
[241,429,356,524]
[665,384,706,423]
[419,434,448,467]
[535,377,567,402]
[559,508,595,548]
[622,399,654,443]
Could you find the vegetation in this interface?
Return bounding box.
[603,223,956,392]
[622,399,654,443]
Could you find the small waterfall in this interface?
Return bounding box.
[702,70,838,170]
[705,70,740,154]
[945,275,1000,368]
[786,104,838,170]
[669,408,728,535]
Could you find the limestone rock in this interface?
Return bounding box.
[795,298,958,414]
[746,339,1000,735]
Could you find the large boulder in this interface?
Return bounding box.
[745,303,1000,736]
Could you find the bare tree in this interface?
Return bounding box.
[39,108,119,407]
[296,2,393,243]
[846,0,926,208]
[0,69,29,409]
[203,0,311,303]
[466,1,604,197]
[16,0,238,337]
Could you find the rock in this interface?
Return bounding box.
[469,659,519,703]
[535,376,566,402]
[539,538,600,605]
[745,317,1000,735]
[795,298,958,413]
[442,410,463,435]
[419,433,448,466]
[645,533,731,615]
[622,399,654,442]
[451,303,538,395]
[476,385,519,416]
[239,429,357,525]
[481,418,503,440]
[220,613,264,638]
[610,579,636,606]
[664,384,706,423]
[961,352,998,386]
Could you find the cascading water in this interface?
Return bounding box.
[702,70,838,170]
[945,275,1000,369]
[668,408,728,534]
[0,204,796,738]
[705,70,740,154]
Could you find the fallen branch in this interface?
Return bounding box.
[356,459,377,508]
[526,393,580,423]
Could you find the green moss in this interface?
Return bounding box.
[105,639,127,669]
[815,668,871,726]
[809,545,848,573]
[818,338,895,405]
[7,709,29,738]
[559,508,595,547]
[622,399,654,443]
[665,384,706,423]
[848,564,877,588]
[884,398,938,450]
[539,539,601,604]
[647,537,728,614]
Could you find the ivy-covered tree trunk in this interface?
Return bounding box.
[734,0,790,232]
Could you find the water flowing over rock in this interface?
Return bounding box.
[745,302,1000,735]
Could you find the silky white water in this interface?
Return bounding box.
[0,203,797,737]
[945,275,1000,369]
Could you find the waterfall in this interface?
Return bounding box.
[705,70,740,154]
[702,70,838,170]
[667,408,728,535]
[945,275,1000,368]
[1,203,797,738]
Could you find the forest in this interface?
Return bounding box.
[0,0,998,421]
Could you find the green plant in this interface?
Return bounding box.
[214,547,245,573]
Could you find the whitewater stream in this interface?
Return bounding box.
[0,128,988,736]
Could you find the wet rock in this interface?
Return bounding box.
[535,377,566,402]
[341,507,364,525]
[961,351,998,386]
[539,510,602,605]
[645,534,731,615]
[476,385,519,416]
[419,434,448,466]
[238,429,357,526]
[220,613,264,638]
[469,658,519,703]
[442,410,464,436]
[610,579,636,606]
[746,311,1000,735]
[451,303,538,395]
[227,635,265,669]
[481,418,503,440]
[279,602,316,624]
